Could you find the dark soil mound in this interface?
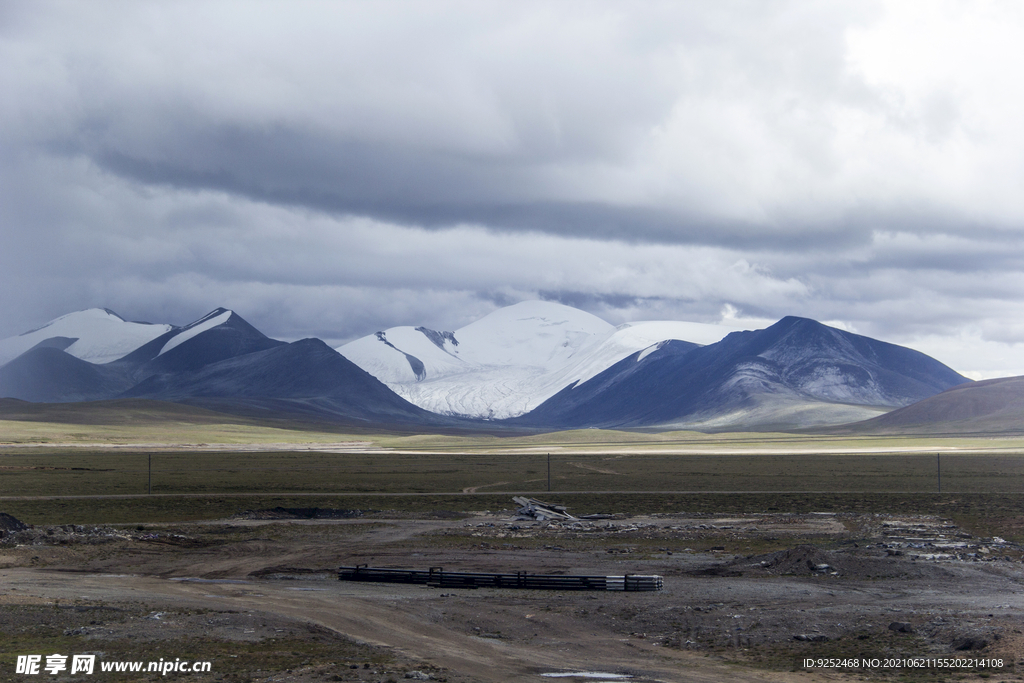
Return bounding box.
[739,544,957,581]
[0,512,29,533]
[237,507,365,520]
[759,545,834,574]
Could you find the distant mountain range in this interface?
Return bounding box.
[0,302,978,431]
[0,308,455,430]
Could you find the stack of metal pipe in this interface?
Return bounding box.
[338,565,663,591]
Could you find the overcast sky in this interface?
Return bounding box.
[3,1,1024,379]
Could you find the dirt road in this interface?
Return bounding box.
[2,568,811,682]
[3,512,1023,682]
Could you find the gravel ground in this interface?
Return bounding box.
[2,510,1024,683]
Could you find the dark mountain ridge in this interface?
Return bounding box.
[123,337,453,425]
[835,375,1024,435]
[517,316,970,430]
[0,347,136,402]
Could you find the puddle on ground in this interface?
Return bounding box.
[540,674,632,680]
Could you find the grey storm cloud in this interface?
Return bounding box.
[3,0,1024,378]
[19,1,889,248]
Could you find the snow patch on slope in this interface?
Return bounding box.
[794,364,883,404]
[159,310,232,356]
[342,326,467,384]
[0,309,172,366]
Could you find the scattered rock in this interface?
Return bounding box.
[404,671,431,680]
[888,622,914,633]
[952,636,989,651]
[0,523,128,548]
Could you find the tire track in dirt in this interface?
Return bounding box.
[0,568,822,683]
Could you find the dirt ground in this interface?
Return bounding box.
[2,509,1024,683]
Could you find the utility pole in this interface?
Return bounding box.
[547,453,551,492]
[937,453,941,494]
[148,454,152,495]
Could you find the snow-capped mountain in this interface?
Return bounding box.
[0,306,286,401]
[339,300,709,419]
[0,308,172,367]
[518,316,971,430]
[0,307,271,402]
[0,302,974,432]
[117,307,285,378]
[0,307,465,429]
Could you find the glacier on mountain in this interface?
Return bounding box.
[338,300,720,419]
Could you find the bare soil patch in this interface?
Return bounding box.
[2,510,1024,682]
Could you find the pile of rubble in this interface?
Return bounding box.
[510,497,578,521]
[0,514,208,548]
[0,512,29,534]
[0,522,129,547]
[873,518,1019,562]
